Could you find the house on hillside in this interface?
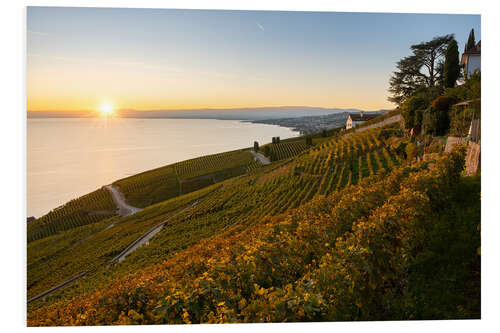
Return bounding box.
[461,40,481,78]
[345,112,380,130]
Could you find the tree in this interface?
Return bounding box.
[410,35,453,87]
[401,95,429,129]
[253,141,259,151]
[422,105,450,136]
[443,38,460,88]
[465,28,476,52]
[388,35,454,105]
[305,136,313,146]
[388,55,426,105]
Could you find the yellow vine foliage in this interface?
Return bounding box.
[27,145,469,326]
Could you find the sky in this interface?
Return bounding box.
[27,7,481,112]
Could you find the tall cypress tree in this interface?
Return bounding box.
[444,38,460,88]
[465,28,476,52]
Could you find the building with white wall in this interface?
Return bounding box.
[345,112,380,130]
[461,41,481,78]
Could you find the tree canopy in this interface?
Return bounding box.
[443,38,460,88]
[465,28,476,52]
[388,34,454,105]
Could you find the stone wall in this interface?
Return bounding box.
[465,141,481,176]
[346,114,402,136]
[444,136,466,153]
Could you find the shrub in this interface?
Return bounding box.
[432,96,457,112]
[402,96,429,129]
[392,141,408,159]
[405,142,418,162]
[422,106,450,136]
[378,129,403,140]
[444,71,480,102]
[426,141,443,154]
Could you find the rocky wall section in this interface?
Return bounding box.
[465,141,481,176]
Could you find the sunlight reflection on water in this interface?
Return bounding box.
[27,118,299,217]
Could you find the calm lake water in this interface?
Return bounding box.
[28,118,299,217]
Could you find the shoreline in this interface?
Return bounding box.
[28,118,300,218]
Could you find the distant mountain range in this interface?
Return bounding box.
[27,106,390,121]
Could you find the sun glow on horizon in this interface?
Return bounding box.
[99,103,114,116]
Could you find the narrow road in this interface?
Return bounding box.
[28,197,198,304]
[27,272,87,304]
[111,200,200,263]
[104,185,142,216]
[250,150,271,165]
[28,185,142,304]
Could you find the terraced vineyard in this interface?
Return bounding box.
[27,183,223,301]
[113,166,180,208]
[27,188,117,242]
[262,141,308,161]
[114,149,258,207]
[27,126,403,309]
[26,116,480,325]
[174,150,255,180]
[28,142,480,325]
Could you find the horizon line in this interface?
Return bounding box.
[27,105,393,113]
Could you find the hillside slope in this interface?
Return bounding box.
[27,119,480,325]
[28,146,479,325]
[28,126,401,305]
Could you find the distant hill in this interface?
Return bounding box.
[27,106,377,121]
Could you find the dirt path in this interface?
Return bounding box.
[104,185,142,216]
[250,150,271,165]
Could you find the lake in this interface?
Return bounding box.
[27,118,299,217]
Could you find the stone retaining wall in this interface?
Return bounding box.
[346,114,402,136]
[465,141,481,176]
[444,136,466,153]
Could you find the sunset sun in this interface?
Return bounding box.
[100,103,114,116]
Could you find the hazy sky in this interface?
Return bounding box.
[27,7,480,112]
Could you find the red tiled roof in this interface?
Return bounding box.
[465,40,481,55]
